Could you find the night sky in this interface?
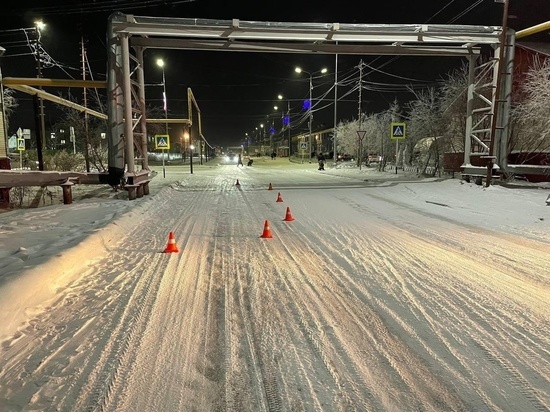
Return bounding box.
[1,0,548,147]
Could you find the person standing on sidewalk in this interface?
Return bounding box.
[317,153,325,171]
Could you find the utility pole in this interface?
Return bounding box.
[357,60,363,169]
[287,100,291,159]
[333,46,338,166]
[81,36,90,172]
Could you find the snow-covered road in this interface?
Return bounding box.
[1,162,549,411]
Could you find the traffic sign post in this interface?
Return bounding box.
[390,123,406,174]
[155,134,170,178]
[390,123,406,140]
[17,137,25,169]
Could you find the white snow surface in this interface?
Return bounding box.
[0,158,549,411]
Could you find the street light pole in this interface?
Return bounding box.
[189,144,194,174]
[308,73,312,163]
[183,128,189,165]
[295,67,327,163]
[156,58,168,177]
[34,21,46,171]
[260,123,264,153]
[0,46,7,159]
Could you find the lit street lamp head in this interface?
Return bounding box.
[34,20,46,31]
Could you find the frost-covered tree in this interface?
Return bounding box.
[404,62,477,176]
[438,63,470,153]
[406,87,444,175]
[1,87,18,134]
[52,101,108,172]
[511,57,550,159]
[334,118,358,159]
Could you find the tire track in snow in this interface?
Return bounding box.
[110,183,221,411]
[335,191,549,410]
[227,182,282,411]
[358,199,550,409]
[284,228,465,410]
[258,223,383,410]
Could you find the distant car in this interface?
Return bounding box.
[224,153,238,163]
[337,154,353,161]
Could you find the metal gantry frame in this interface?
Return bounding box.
[107,13,511,188]
[463,29,516,179]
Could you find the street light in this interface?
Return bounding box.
[35,20,46,170]
[277,94,292,159]
[156,58,168,177]
[0,46,7,160]
[183,128,189,164]
[260,123,264,152]
[295,66,328,163]
[272,105,282,154]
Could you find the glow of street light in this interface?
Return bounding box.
[295,67,302,73]
[278,94,283,100]
[34,20,46,31]
[156,58,165,68]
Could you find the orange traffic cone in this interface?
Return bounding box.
[276,192,283,202]
[268,183,273,190]
[283,207,295,222]
[235,179,240,186]
[163,232,179,253]
[260,220,273,238]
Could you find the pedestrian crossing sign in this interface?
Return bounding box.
[390,123,406,140]
[155,134,170,150]
[17,138,25,151]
